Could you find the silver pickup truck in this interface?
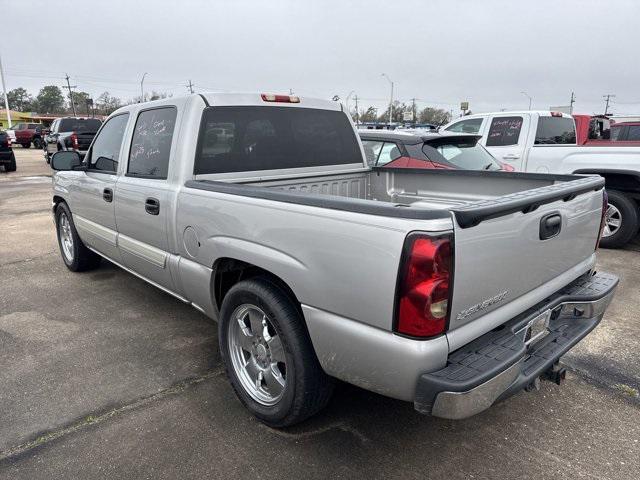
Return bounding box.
[50,93,618,427]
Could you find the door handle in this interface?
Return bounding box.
[103,188,113,203]
[145,197,160,215]
[502,154,521,160]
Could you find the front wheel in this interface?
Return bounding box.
[219,278,334,427]
[599,190,639,249]
[55,202,102,271]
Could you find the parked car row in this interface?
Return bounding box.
[442,111,640,248]
[48,92,618,427]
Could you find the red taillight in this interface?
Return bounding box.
[261,93,300,103]
[596,190,608,250]
[70,132,78,150]
[395,234,452,338]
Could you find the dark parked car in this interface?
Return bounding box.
[0,131,17,172]
[44,117,102,163]
[358,130,513,171]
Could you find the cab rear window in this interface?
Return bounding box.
[535,117,576,144]
[194,106,362,175]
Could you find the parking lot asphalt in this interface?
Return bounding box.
[1,148,639,479]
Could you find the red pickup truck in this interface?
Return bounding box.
[574,115,640,146]
[10,122,45,149]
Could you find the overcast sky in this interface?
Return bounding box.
[3,0,640,116]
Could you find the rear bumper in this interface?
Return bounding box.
[414,271,618,419]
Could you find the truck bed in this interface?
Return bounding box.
[192,167,603,227]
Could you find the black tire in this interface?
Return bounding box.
[600,190,639,249]
[33,138,42,149]
[55,202,102,271]
[219,277,334,427]
[5,153,17,172]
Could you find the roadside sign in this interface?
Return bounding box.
[403,111,413,121]
[460,102,469,111]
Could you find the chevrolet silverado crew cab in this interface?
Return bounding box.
[50,93,618,427]
[443,111,640,248]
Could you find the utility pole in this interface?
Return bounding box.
[289,88,294,95]
[64,74,77,116]
[382,73,394,126]
[603,94,615,115]
[569,91,575,114]
[0,53,11,128]
[187,80,194,94]
[354,94,359,126]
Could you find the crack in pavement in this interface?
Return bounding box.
[0,251,57,267]
[0,368,225,462]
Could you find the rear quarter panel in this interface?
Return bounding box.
[175,187,452,330]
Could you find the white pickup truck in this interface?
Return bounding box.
[443,111,640,248]
[49,94,618,426]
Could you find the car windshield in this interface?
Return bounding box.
[423,138,501,170]
[58,118,102,133]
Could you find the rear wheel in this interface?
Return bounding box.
[33,137,42,149]
[600,190,639,249]
[219,277,334,427]
[55,202,101,271]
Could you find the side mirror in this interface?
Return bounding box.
[51,151,83,171]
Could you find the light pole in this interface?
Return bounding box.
[382,73,394,126]
[345,90,355,121]
[521,91,532,110]
[140,72,148,103]
[0,53,12,128]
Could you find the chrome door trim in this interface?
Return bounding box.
[117,233,168,269]
[74,215,117,246]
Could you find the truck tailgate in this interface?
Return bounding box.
[447,176,605,335]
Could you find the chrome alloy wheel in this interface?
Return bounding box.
[59,212,74,262]
[228,304,287,405]
[602,203,622,238]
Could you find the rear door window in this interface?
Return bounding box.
[376,142,402,166]
[361,140,384,166]
[445,118,483,134]
[128,107,177,179]
[486,116,524,146]
[194,106,362,174]
[626,126,640,141]
[534,117,576,144]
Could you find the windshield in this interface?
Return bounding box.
[423,138,501,170]
[59,118,102,133]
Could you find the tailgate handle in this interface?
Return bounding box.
[540,213,562,240]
